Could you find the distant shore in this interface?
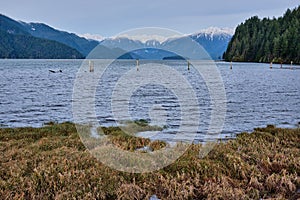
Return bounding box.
[0,122,299,199]
[0,58,300,66]
[221,59,300,66]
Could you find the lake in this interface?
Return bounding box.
[0,59,299,142]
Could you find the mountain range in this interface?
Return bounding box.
[0,14,234,60]
[94,27,233,60]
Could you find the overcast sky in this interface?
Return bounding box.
[1,0,299,37]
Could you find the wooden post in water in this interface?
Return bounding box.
[230,61,232,70]
[187,60,190,71]
[270,62,272,69]
[280,62,283,68]
[136,59,139,71]
[89,60,94,72]
[290,61,293,70]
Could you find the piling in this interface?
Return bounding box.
[230,61,232,70]
[89,60,94,72]
[136,59,139,71]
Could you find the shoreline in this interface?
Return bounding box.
[0,122,299,199]
[1,120,299,142]
[222,60,300,66]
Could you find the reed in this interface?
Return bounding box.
[0,122,299,199]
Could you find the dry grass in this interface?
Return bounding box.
[0,122,299,199]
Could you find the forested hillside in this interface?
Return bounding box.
[0,30,83,59]
[223,6,300,64]
[0,14,86,59]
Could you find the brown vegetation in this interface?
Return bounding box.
[0,122,299,199]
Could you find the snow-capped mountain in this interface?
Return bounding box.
[190,27,234,59]
[79,33,104,42]
[191,27,235,40]
[0,13,234,59]
[98,27,234,60]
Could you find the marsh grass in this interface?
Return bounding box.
[0,123,299,199]
[99,122,165,151]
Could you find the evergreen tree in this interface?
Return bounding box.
[224,6,300,64]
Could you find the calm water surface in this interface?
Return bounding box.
[0,59,299,142]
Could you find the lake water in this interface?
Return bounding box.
[0,59,299,142]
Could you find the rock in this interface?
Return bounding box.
[135,146,153,153]
[149,195,160,200]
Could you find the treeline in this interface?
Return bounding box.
[223,6,300,64]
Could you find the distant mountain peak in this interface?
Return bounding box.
[78,33,104,41]
[192,27,235,40]
[109,34,182,44]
